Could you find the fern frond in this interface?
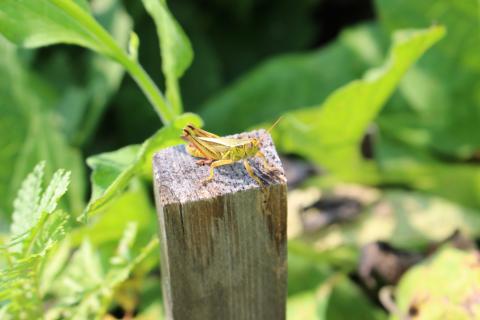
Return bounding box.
[0,163,72,319]
[10,162,45,238]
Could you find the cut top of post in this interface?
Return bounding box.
[153,129,286,205]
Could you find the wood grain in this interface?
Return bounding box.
[153,130,287,320]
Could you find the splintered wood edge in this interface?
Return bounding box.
[153,129,287,205]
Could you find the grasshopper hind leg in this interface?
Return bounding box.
[243,159,264,187]
[256,151,276,172]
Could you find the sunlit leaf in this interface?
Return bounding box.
[273,26,445,181]
[375,0,480,158]
[142,0,193,113]
[47,230,159,319]
[0,0,110,55]
[83,113,202,219]
[200,23,384,134]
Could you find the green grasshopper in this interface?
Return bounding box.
[181,119,281,186]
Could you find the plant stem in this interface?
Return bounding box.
[51,0,175,124]
[119,55,176,123]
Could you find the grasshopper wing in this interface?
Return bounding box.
[185,124,220,138]
[197,136,253,148]
[182,126,224,159]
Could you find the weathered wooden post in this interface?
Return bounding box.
[153,130,287,320]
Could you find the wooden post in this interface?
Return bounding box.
[153,130,287,320]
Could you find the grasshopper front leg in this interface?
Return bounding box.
[203,159,235,184]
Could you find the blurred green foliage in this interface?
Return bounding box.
[1,0,480,318]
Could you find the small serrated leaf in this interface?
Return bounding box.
[38,169,71,214]
[11,162,45,238]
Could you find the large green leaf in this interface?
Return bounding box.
[59,0,133,145]
[0,0,117,55]
[83,113,202,219]
[376,135,480,208]
[273,26,445,181]
[73,184,156,249]
[375,0,480,158]
[0,0,175,124]
[0,38,85,219]
[142,0,193,113]
[200,23,384,134]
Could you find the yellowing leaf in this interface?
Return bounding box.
[394,248,480,320]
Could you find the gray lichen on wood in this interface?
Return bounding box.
[153,129,287,320]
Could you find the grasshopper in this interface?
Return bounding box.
[181,119,281,186]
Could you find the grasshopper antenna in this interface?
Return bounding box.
[266,116,283,134]
[258,116,283,145]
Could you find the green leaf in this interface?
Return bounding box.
[375,0,480,158]
[0,0,99,50]
[288,242,333,297]
[376,136,480,209]
[287,275,386,320]
[200,23,384,134]
[38,169,70,215]
[273,26,445,181]
[142,0,194,113]
[0,38,85,219]
[47,228,159,319]
[61,0,134,145]
[10,162,44,238]
[83,113,202,219]
[11,162,70,241]
[0,0,175,124]
[394,248,480,319]
[72,186,156,248]
[1,164,71,318]
[39,237,72,296]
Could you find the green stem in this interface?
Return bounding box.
[51,0,175,124]
[24,213,48,257]
[119,56,176,123]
